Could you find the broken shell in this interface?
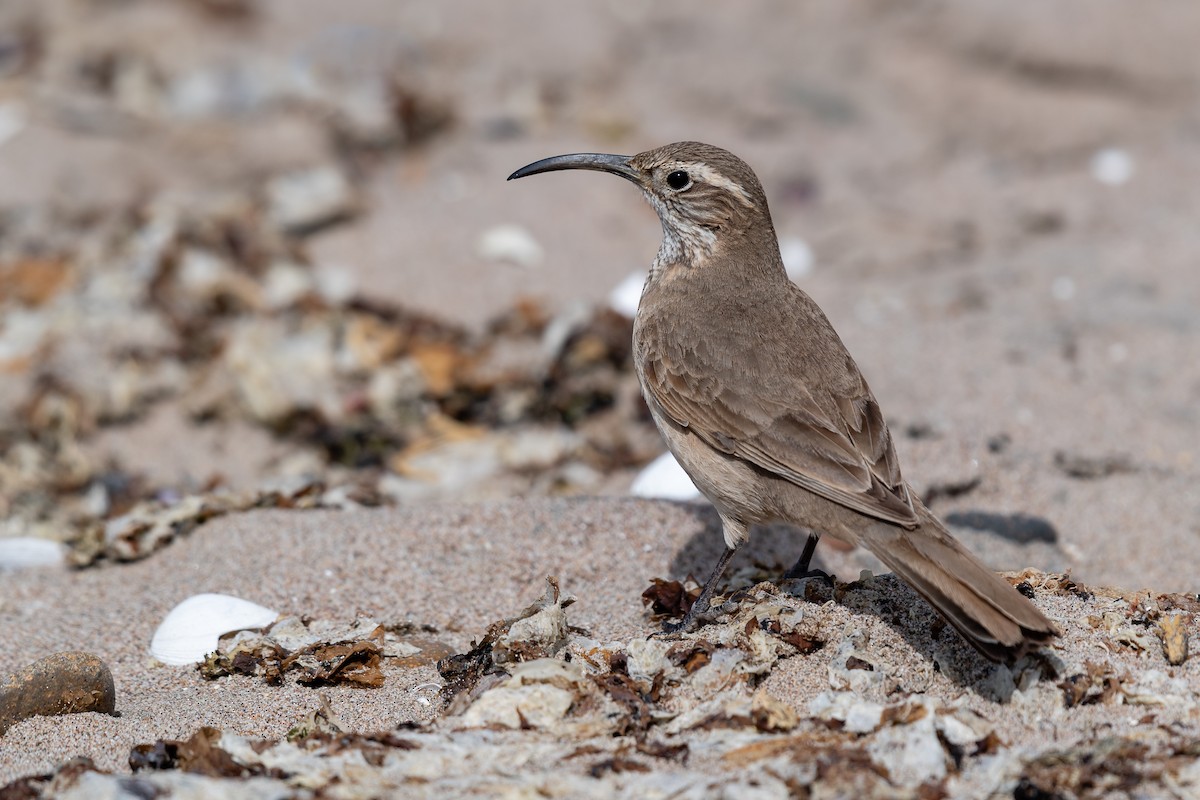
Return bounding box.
[150,593,279,666]
[0,537,67,571]
[630,452,702,501]
[476,224,543,268]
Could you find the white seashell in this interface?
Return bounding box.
[1051,276,1076,302]
[0,102,26,148]
[779,236,814,281]
[150,593,279,666]
[476,224,543,268]
[607,270,646,318]
[630,452,702,501]
[1090,147,1134,186]
[0,538,68,572]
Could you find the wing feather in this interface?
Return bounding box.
[643,329,917,528]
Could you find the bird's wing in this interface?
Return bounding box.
[644,341,918,528]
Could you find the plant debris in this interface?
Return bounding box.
[198,615,449,687]
[5,570,1200,797]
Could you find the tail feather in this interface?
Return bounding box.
[862,504,1059,663]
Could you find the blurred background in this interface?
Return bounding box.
[0,0,1197,589]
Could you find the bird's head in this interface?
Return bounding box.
[509,141,775,273]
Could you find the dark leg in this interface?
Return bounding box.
[662,546,738,634]
[783,532,833,583]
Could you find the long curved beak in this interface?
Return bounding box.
[507,152,640,183]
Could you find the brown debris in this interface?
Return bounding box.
[1058,661,1125,708]
[1158,614,1190,665]
[1017,736,1199,799]
[1054,450,1137,479]
[591,671,658,734]
[197,616,437,688]
[438,577,573,712]
[641,577,700,619]
[129,727,256,778]
[667,639,716,674]
[282,639,385,688]
[0,258,73,307]
[286,694,348,743]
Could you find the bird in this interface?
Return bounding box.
[508,141,1059,663]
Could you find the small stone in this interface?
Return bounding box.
[0,652,116,735]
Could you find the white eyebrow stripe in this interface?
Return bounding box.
[678,162,755,207]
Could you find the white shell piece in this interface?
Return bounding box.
[607,270,646,318]
[150,593,279,666]
[779,236,814,281]
[0,537,68,571]
[630,452,702,501]
[476,224,543,268]
[1090,147,1134,186]
[0,102,26,148]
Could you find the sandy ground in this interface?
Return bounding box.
[2,499,1199,796]
[2,0,1200,795]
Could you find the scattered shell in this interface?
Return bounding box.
[266,166,359,234]
[867,711,948,787]
[630,452,702,501]
[459,659,583,730]
[1051,276,1076,302]
[607,270,646,318]
[476,224,544,268]
[1090,147,1135,186]
[151,593,279,666]
[827,630,888,692]
[810,691,885,733]
[0,102,25,148]
[0,537,68,571]
[0,652,116,735]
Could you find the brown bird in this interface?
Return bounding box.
[509,141,1058,663]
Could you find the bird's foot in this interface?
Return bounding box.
[781,565,835,587]
[656,597,736,636]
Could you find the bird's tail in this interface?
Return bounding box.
[861,498,1059,663]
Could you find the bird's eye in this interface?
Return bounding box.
[666,170,691,190]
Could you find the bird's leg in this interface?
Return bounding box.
[783,532,833,584]
[662,546,737,634]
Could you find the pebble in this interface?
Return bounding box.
[0,652,116,735]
